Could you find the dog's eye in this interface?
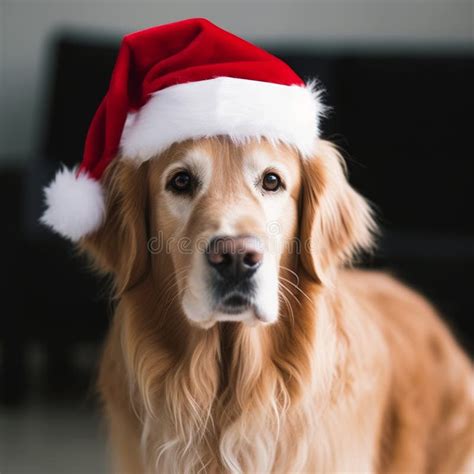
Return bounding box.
[168,171,194,194]
[262,172,281,192]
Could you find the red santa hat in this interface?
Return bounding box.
[41,18,323,241]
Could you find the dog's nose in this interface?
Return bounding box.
[206,235,263,280]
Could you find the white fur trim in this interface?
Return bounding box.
[120,77,322,161]
[40,167,105,241]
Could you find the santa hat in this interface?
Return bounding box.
[41,18,323,241]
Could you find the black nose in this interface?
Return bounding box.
[206,236,263,281]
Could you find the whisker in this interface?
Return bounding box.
[279,282,302,308]
[279,276,311,302]
[157,267,190,301]
[157,266,191,295]
[279,265,300,285]
[278,286,295,327]
[161,284,188,317]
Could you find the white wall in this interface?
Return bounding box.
[0,0,472,162]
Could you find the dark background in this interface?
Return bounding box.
[0,29,472,473]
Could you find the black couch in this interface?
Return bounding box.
[1,33,472,404]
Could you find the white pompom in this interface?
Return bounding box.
[40,167,105,241]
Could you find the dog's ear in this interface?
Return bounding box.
[80,160,150,294]
[299,140,376,284]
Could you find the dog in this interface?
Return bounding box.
[81,137,473,473]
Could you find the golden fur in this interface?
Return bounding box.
[82,138,473,473]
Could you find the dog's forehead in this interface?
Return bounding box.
[244,144,296,175]
[182,139,300,172]
[177,146,212,168]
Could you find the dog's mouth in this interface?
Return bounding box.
[182,258,278,327]
[216,292,252,315]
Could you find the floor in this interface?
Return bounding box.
[0,401,107,474]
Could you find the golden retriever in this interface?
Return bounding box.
[82,137,473,473]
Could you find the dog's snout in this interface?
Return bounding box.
[206,235,263,280]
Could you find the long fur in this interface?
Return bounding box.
[82,139,473,473]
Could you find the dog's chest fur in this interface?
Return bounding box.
[120,292,389,473]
